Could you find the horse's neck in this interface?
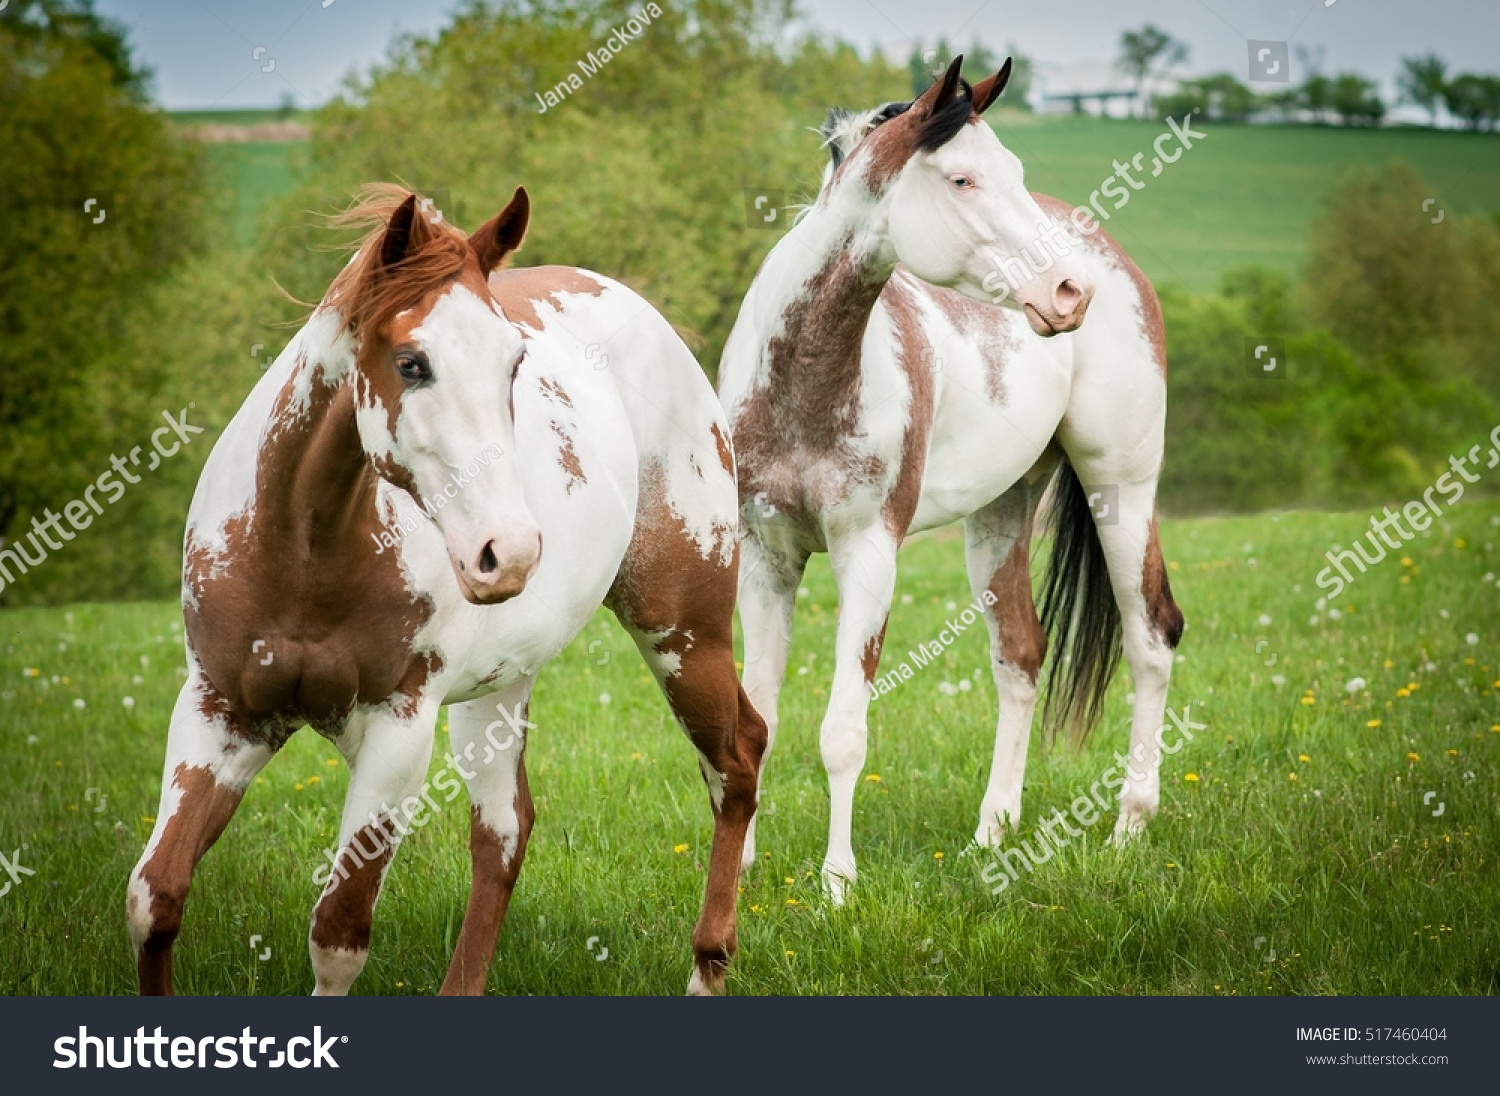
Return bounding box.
[751,187,896,400]
[255,315,377,554]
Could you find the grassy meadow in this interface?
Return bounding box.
[2,498,1496,995]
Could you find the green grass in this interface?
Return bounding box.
[991,117,1500,294]
[3,500,1497,995]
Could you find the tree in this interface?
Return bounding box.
[1117,24,1187,118]
[1397,53,1447,127]
[0,0,204,601]
[1157,73,1259,123]
[1299,73,1333,123]
[1444,73,1500,131]
[1329,72,1384,126]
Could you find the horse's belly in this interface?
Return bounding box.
[909,350,1070,530]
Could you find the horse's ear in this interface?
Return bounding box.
[912,53,965,116]
[971,57,1012,115]
[470,186,530,275]
[379,193,421,269]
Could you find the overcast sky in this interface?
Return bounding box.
[95,0,1500,110]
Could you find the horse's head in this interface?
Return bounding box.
[823,56,1094,336]
[335,187,541,605]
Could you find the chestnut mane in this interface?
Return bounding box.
[325,184,479,337]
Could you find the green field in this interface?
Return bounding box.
[200,115,1500,295]
[3,500,1496,995]
[993,116,1500,294]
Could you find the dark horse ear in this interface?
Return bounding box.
[379,193,422,269]
[912,53,965,117]
[469,186,530,276]
[971,57,1013,115]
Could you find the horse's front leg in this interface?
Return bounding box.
[439,680,537,996]
[128,668,279,995]
[309,697,437,996]
[736,527,809,871]
[820,522,900,905]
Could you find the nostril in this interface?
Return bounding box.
[477,541,499,576]
[1055,278,1083,314]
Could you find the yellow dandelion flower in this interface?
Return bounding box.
[1184,772,1200,783]
[1165,862,1178,869]
[1400,557,1413,567]
[1455,538,1466,548]
[1367,719,1382,728]
[1298,754,1310,763]
[864,773,881,783]
[785,949,795,957]
[933,851,944,860]
[784,876,794,884]
[1464,658,1476,666]
[307,775,320,785]
[1288,772,1298,781]
[1396,687,1410,698]
[673,843,690,854]
[1383,660,1393,669]
[294,782,304,791]
[1406,752,1420,762]
[1407,682,1419,691]
[325,758,338,767]
[1491,724,1500,733]
[1299,695,1316,705]
[1446,748,1458,757]
[786,897,800,906]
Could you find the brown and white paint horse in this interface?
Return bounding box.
[719,58,1183,901]
[128,187,765,995]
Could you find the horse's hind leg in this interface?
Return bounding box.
[308,698,437,995]
[128,669,278,995]
[964,468,1052,847]
[439,680,537,996]
[607,493,766,996]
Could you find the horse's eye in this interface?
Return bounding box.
[950,175,973,189]
[396,354,430,384]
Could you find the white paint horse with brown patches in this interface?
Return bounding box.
[720,58,1183,902]
[128,186,765,995]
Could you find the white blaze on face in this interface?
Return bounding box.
[365,284,543,604]
[887,122,1094,334]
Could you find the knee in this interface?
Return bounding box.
[127,867,184,953]
[818,719,867,776]
[737,700,769,772]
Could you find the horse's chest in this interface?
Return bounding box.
[187,543,427,732]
